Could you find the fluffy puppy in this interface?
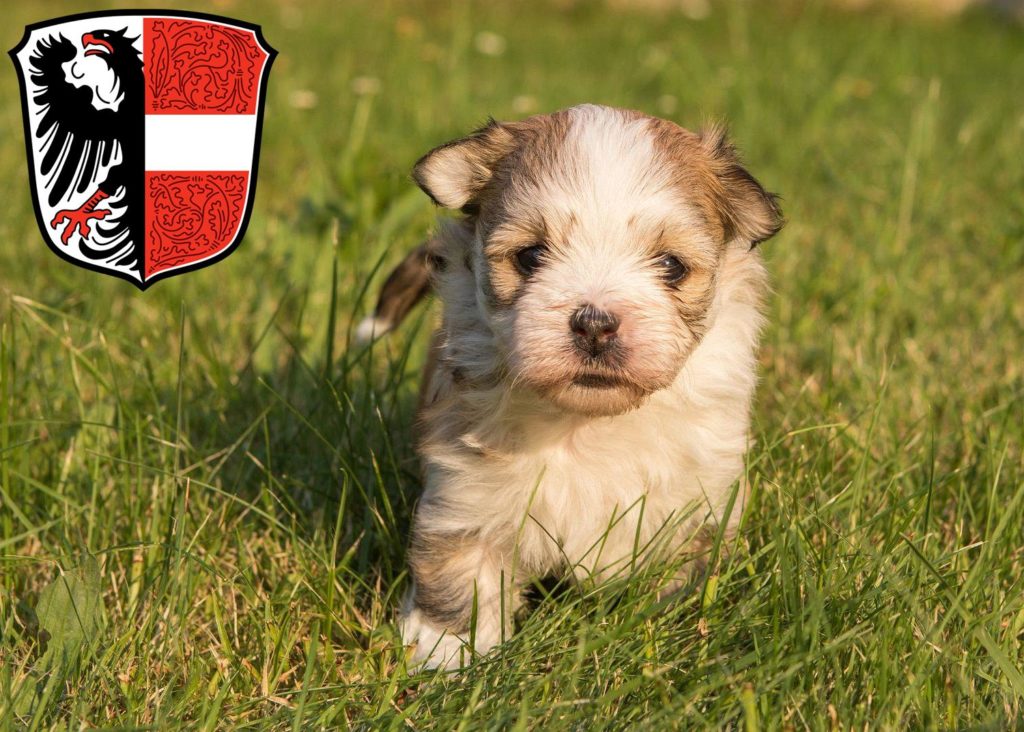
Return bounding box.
[362,104,783,669]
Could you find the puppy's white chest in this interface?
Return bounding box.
[505,423,690,578]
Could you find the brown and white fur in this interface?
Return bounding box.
[361,104,783,669]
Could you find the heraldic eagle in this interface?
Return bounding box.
[30,28,144,272]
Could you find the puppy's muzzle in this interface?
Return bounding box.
[570,304,620,358]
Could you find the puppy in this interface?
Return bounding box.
[362,104,783,669]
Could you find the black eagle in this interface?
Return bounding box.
[30,29,144,272]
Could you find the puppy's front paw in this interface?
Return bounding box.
[399,606,470,671]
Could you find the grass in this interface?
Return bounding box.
[1,0,1023,728]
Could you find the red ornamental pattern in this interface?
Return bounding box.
[144,18,266,114]
[145,172,248,277]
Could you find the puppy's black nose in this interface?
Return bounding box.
[570,304,620,357]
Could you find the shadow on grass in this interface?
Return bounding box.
[172,308,433,584]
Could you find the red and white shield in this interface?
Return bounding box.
[10,11,275,289]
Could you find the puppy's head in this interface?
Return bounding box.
[416,104,782,417]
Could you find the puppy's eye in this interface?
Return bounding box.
[513,244,548,276]
[655,254,689,285]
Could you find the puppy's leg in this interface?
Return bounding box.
[400,529,520,669]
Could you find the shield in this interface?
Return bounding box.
[9,11,276,289]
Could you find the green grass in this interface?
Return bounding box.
[1,0,1023,728]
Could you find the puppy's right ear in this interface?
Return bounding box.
[412,119,516,210]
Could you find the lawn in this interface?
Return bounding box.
[1,0,1023,728]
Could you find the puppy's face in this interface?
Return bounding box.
[415,105,782,416]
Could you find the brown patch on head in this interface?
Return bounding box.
[411,112,577,310]
[412,119,517,209]
[475,111,576,309]
[646,117,784,248]
[473,110,576,226]
[412,111,575,221]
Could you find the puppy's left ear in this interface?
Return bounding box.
[701,126,784,247]
[412,119,517,211]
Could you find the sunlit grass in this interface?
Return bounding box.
[1,0,1022,728]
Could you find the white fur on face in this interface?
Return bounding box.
[485,105,717,415]
[508,245,688,415]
